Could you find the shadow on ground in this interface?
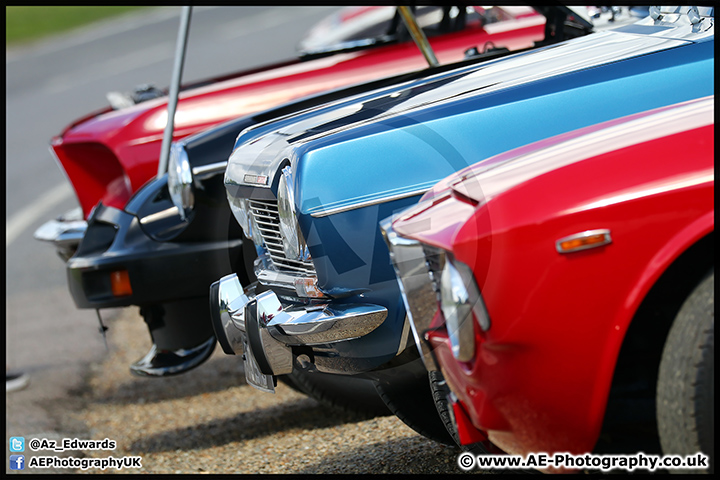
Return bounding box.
[88,354,250,406]
[127,397,382,453]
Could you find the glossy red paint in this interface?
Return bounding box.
[394,97,714,459]
[52,7,545,219]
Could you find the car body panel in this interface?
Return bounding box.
[390,95,714,457]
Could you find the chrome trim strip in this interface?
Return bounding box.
[380,218,440,372]
[310,187,430,218]
[256,269,316,291]
[192,161,227,177]
[138,207,180,225]
[555,228,612,253]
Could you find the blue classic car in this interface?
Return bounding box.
[212,6,713,444]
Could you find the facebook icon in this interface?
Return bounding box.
[10,454,25,470]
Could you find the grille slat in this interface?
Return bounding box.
[263,238,284,248]
[248,199,316,276]
[255,219,279,229]
[422,245,445,303]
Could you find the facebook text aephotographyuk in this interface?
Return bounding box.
[457,451,709,472]
[28,455,142,471]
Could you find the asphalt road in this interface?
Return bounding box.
[5,5,338,466]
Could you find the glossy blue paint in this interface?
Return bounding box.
[294,41,714,216]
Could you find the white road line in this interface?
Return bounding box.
[6,184,74,248]
[42,42,174,94]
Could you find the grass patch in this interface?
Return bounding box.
[6,6,152,46]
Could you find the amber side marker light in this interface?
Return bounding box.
[110,270,132,297]
[556,229,612,253]
[294,277,324,298]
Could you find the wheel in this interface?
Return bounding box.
[431,370,501,457]
[372,351,457,446]
[657,270,714,474]
[429,369,461,446]
[289,369,391,417]
[276,374,305,394]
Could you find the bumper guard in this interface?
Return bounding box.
[33,207,87,261]
[210,273,387,392]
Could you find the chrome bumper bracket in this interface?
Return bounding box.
[211,273,388,391]
[34,207,87,261]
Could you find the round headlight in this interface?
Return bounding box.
[167,143,194,221]
[277,166,309,261]
[440,259,475,362]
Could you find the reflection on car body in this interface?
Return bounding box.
[385,95,714,471]
[214,5,713,444]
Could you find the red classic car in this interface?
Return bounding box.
[385,96,714,472]
[48,6,545,222]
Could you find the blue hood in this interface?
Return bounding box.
[226,17,713,218]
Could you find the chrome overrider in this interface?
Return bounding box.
[210,273,388,392]
[380,218,440,373]
[33,207,87,261]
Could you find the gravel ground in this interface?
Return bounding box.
[54,308,482,474]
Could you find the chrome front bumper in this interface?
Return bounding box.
[33,207,87,261]
[380,218,440,372]
[210,273,387,392]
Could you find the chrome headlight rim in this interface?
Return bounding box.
[276,166,310,261]
[167,142,194,221]
[439,255,490,362]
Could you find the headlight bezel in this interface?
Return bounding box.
[439,255,490,362]
[276,166,310,262]
[167,142,194,221]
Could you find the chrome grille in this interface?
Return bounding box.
[248,199,316,276]
[422,244,445,303]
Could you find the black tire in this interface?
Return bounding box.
[289,369,391,417]
[657,270,714,474]
[429,370,461,446]
[431,372,537,474]
[276,374,306,394]
[372,354,457,446]
[431,370,498,456]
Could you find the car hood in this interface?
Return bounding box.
[226,19,712,215]
[392,95,715,250]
